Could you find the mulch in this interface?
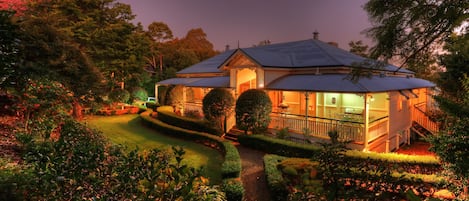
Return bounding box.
[395,141,436,156]
[236,145,272,201]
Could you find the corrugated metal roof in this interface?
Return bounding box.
[157,76,230,88]
[266,74,434,93]
[188,76,230,88]
[176,39,413,75]
[177,50,235,74]
[157,77,203,85]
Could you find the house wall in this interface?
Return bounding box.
[387,91,412,151]
[264,70,290,86]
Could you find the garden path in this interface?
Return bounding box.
[236,145,271,201]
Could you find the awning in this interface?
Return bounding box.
[157,77,203,85]
[266,74,435,93]
[157,76,231,88]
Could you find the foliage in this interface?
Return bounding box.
[108,88,130,103]
[181,28,218,61]
[263,154,289,201]
[13,79,73,137]
[278,158,323,200]
[0,10,19,87]
[164,85,184,109]
[438,33,469,101]
[157,106,222,136]
[221,141,242,179]
[9,118,226,200]
[432,37,469,197]
[235,89,272,134]
[364,0,468,64]
[348,40,369,57]
[130,87,148,102]
[140,110,244,195]
[275,127,290,139]
[202,88,235,134]
[221,178,244,201]
[147,21,173,42]
[238,134,322,158]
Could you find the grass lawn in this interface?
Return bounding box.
[85,114,223,184]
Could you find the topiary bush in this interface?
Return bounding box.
[109,88,130,103]
[202,88,235,134]
[235,89,272,134]
[164,85,184,109]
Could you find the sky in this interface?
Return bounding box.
[117,0,373,51]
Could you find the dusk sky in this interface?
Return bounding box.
[117,0,373,51]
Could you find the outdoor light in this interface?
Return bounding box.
[331,97,336,104]
[259,83,264,88]
[370,96,375,102]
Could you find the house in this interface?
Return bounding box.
[156,38,438,152]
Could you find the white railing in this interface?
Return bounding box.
[368,117,388,141]
[270,113,364,143]
[413,103,439,134]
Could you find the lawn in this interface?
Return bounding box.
[85,114,223,184]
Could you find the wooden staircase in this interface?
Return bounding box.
[412,104,439,137]
[224,128,244,142]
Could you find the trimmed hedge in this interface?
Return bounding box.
[238,134,322,158]
[140,110,243,199]
[221,178,244,201]
[221,141,242,179]
[156,106,222,136]
[239,134,442,175]
[263,154,289,201]
[141,110,241,178]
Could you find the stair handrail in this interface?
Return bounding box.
[413,103,439,134]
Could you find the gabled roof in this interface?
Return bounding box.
[177,39,413,75]
[267,74,434,93]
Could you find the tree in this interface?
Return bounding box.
[181,28,218,61]
[235,89,272,134]
[364,0,468,65]
[148,21,173,42]
[348,40,369,57]
[0,10,18,86]
[202,88,235,134]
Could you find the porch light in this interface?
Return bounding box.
[259,83,264,88]
[370,96,375,102]
[331,97,336,104]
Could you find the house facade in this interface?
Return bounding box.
[157,39,438,152]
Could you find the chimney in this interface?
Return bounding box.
[313,31,319,40]
[225,45,230,51]
[327,42,339,47]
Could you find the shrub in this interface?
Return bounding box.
[164,85,184,108]
[264,154,289,201]
[222,178,244,201]
[15,118,225,200]
[235,89,272,134]
[184,109,203,119]
[109,88,130,103]
[202,88,235,133]
[238,134,322,158]
[156,106,222,136]
[221,142,242,179]
[130,87,148,101]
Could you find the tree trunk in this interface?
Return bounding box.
[72,101,83,120]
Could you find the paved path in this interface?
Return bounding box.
[236,145,271,201]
